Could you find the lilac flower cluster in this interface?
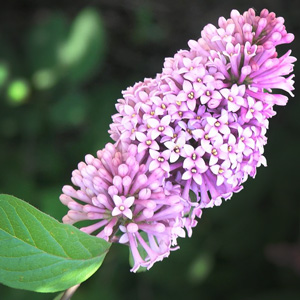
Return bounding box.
[60,8,295,272]
[110,8,295,208]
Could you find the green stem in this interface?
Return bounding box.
[60,284,81,300]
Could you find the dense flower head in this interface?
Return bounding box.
[60,142,196,272]
[61,8,295,272]
[109,8,295,208]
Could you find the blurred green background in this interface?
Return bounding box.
[1,0,299,299]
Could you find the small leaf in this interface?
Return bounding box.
[58,7,106,83]
[0,194,111,293]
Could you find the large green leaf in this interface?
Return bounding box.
[0,194,111,293]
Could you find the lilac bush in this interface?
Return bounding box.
[60,8,295,272]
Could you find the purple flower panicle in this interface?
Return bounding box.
[109,8,295,208]
[61,8,295,272]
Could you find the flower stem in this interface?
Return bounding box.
[60,284,81,300]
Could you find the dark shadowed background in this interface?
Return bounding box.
[0,0,299,299]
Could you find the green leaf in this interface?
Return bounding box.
[0,194,111,293]
[58,7,106,83]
